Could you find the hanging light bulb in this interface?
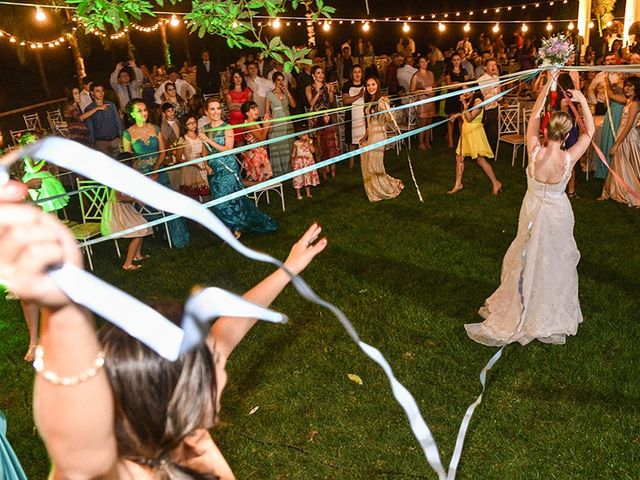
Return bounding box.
[606,20,613,27]
[483,9,488,14]
[402,22,410,33]
[507,6,512,10]
[522,5,527,9]
[431,14,436,19]
[492,23,500,33]
[438,22,446,32]
[568,21,575,30]
[362,21,370,32]
[495,8,500,13]
[588,20,595,29]
[546,22,553,31]
[463,22,471,32]
[521,23,529,33]
[170,15,180,27]
[9,36,16,43]
[469,11,474,15]
[323,21,330,31]
[272,17,281,29]
[35,7,47,22]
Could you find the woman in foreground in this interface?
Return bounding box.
[0,179,326,478]
[465,73,595,346]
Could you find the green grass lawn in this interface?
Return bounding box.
[2,140,639,479]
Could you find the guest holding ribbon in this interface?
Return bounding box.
[122,99,190,249]
[0,178,325,479]
[265,72,296,176]
[200,97,277,237]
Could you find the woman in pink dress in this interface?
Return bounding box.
[241,101,273,183]
[225,69,253,143]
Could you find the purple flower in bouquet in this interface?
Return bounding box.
[538,34,574,68]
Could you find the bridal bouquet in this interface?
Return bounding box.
[537,34,575,68]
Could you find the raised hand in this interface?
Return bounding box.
[283,223,327,275]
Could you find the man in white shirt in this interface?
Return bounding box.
[79,77,94,112]
[396,56,418,93]
[155,67,197,105]
[265,62,294,88]
[110,61,144,112]
[245,61,273,116]
[587,53,619,115]
[477,58,500,150]
[456,36,473,56]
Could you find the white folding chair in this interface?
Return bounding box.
[10,129,32,145]
[69,180,121,271]
[23,113,41,131]
[397,101,418,149]
[137,204,174,249]
[496,106,525,167]
[236,155,285,211]
[47,109,69,137]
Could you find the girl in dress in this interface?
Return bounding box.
[465,75,595,346]
[178,115,211,200]
[160,82,188,119]
[225,69,253,142]
[409,56,436,150]
[199,98,277,236]
[359,76,404,202]
[341,65,366,168]
[291,128,320,199]
[448,90,502,195]
[100,155,153,271]
[598,76,640,207]
[241,101,273,183]
[306,66,341,180]
[444,53,468,148]
[265,72,296,176]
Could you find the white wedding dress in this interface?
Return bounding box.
[465,146,583,346]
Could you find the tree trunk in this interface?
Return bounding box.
[34,49,51,98]
[305,11,316,48]
[159,22,171,66]
[66,33,86,85]
[125,32,136,62]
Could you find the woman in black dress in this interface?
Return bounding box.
[444,53,468,148]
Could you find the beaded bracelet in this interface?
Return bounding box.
[33,345,106,386]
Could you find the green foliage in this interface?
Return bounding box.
[65,0,334,70]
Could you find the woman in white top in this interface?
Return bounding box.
[341,65,366,169]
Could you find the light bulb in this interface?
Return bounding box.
[606,20,613,27]
[232,21,239,29]
[323,21,330,31]
[521,23,529,33]
[493,23,500,33]
[10,37,16,43]
[463,23,471,32]
[170,15,180,27]
[35,7,46,22]
[483,9,488,14]
[272,18,281,29]
[438,22,446,32]
[588,21,594,29]
[362,22,370,32]
[546,22,553,31]
[568,21,575,30]
[402,22,410,33]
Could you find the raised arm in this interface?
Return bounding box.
[0,182,118,479]
[604,74,627,104]
[566,89,596,164]
[526,73,553,155]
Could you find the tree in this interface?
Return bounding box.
[591,0,616,37]
[66,0,335,70]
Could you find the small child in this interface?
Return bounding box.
[291,126,320,199]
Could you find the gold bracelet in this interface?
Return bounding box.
[33,346,106,386]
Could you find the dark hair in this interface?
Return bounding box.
[246,60,258,69]
[271,71,284,83]
[483,57,497,67]
[90,81,106,92]
[124,98,147,125]
[161,102,175,114]
[98,301,217,478]
[240,100,258,116]
[81,77,93,86]
[363,76,382,103]
[311,65,324,76]
[624,76,640,101]
[181,115,197,131]
[165,82,178,93]
[167,66,179,75]
[557,73,574,93]
[417,55,429,68]
[230,69,247,91]
[65,84,79,104]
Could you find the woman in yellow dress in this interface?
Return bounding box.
[358,76,404,202]
[448,90,502,195]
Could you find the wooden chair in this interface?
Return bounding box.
[496,106,525,167]
[47,109,69,137]
[69,180,121,271]
[10,129,32,145]
[23,113,42,131]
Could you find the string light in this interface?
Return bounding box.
[492,22,500,33]
[606,20,613,27]
[362,21,370,32]
[170,15,180,27]
[546,21,553,31]
[322,21,330,31]
[588,20,594,29]
[438,22,446,32]
[35,7,46,22]
[402,22,410,32]
[463,22,471,32]
[521,22,529,32]
[272,17,281,29]
[568,21,574,30]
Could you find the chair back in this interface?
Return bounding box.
[47,109,63,125]
[503,95,519,107]
[76,179,109,222]
[498,106,520,136]
[10,129,32,145]
[23,113,41,131]
[521,108,533,134]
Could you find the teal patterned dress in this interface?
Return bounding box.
[594,100,624,179]
[123,126,190,248]
[205,122,278,233]
[0,412,27,480]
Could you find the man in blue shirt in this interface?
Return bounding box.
[84,82,123,158]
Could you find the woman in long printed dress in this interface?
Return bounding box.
[265,71,296,176]
[306,66,341,180]
[122,99,190,249]
[199,98,277,237]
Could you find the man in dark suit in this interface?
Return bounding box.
[196,50,220,96]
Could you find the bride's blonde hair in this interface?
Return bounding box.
[546,111,573,143]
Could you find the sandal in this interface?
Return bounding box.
[133,255,150,262]
[122,264,142,271]
[24,344,37,362]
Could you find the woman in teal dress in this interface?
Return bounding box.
[265,72,296,176]
[595,78,625,179]
[199,97,277,236]
[122,99,190,249]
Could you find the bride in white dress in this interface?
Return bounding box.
[465,74,595,346]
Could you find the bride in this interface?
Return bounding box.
[465,73,595,346]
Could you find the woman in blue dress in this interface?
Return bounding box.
[199,97,277,237]
[122,99,190,249]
